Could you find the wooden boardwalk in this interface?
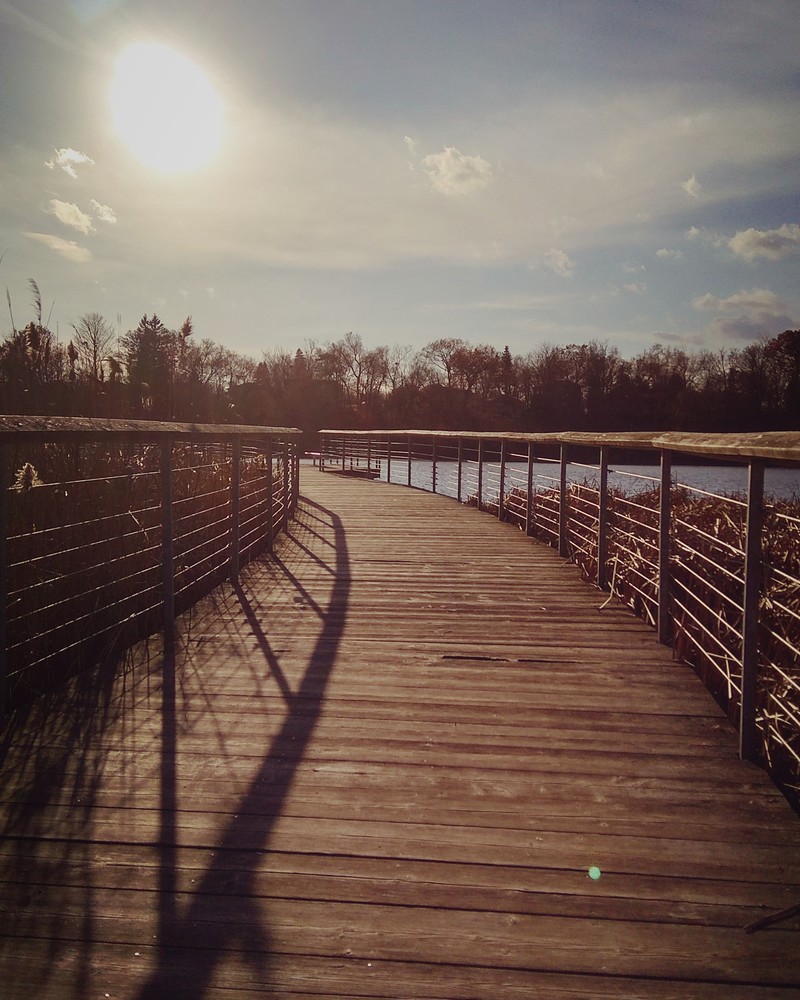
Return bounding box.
[1,467,799,998]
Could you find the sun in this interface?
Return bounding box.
[110,42,223,174]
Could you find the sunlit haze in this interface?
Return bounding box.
[110,43,223,173]
[0,0,798,360]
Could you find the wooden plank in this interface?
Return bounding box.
[0,467,798,999]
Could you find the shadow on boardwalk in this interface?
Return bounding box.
[139,497,349,999]
[0,497,349,999]
[0,643,144,997]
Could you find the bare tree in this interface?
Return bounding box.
[71,312,115,383]
[420,337,467,387]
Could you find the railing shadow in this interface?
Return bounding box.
[0,495,347,998]
[138,496,349,998]
[0,638,145,997]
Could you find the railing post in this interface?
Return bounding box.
[266,437,274,552]
[598,445,609,589]
[230,437,241,582]
[0,444,8,725]
[341,434,347,473]
[740,460,765,761]
[407,435,412,487]
[477,438,484,509]
[293,442,300,511]
[283,439,291,530]
[658,450,672,645]
[386,436,392,483]
[457,438,464,503]
[498,439,507,520]
[158,435,177,943]
[432,436,438,494]
[558,445,569,558]
[160,436,175,638]
[525,442,535,536]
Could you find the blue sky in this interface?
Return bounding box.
[1,0,798,360]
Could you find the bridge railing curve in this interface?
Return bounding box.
[0,416,301,718]
[319,428,800,808]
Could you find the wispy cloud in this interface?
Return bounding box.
[44,147,95,178]
[46,199,94,234]
[728,224,800,262]
[693,287,795,340]
[462,294,560,312]
[24,232,91,262]
[90,199,117,224]
[656,248,682,259]
[542,248,575,278]
[681,174,702,198]
[420,146,493,196]
[685,226,726,249]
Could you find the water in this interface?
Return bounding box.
[381,460,800,501]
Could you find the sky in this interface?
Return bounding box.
[1,0,799,362]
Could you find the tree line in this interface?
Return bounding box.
[2,283,799,443]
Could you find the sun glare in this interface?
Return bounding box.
[111,42,223,174]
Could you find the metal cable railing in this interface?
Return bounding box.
[319,428,800,808]
[1,416,301,716]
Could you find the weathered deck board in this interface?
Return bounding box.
[0,467,799,998]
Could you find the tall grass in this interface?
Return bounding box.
[5,441,291,709]
[482,480,800,811]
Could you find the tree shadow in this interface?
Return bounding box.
[137,497,349,998]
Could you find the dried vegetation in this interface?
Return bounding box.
[4,442,289,708]
[485,479,800,811]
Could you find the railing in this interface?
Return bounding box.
[319,428,800,806]
[1,416,301,717]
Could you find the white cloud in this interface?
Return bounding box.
[421,146,493,196]
[623,282,647,294]
[46,199,94,234]
[728,224,800,262]
[542,247,575,277]
[206,287,216,298]
[90,199,117,224]
[656,248,682,259]
[684,226,726,249]
[44,147,95,178]
[681,174,702,198]
[692,287,796,340]
[24,232,91,262]
[693,288,786,313]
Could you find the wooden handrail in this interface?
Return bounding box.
[319,428,800,465]
[0,414,301,442]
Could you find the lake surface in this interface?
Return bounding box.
[381,460,800,501]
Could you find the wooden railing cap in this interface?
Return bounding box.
[0,415,302,442]
[318,428,800,464]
